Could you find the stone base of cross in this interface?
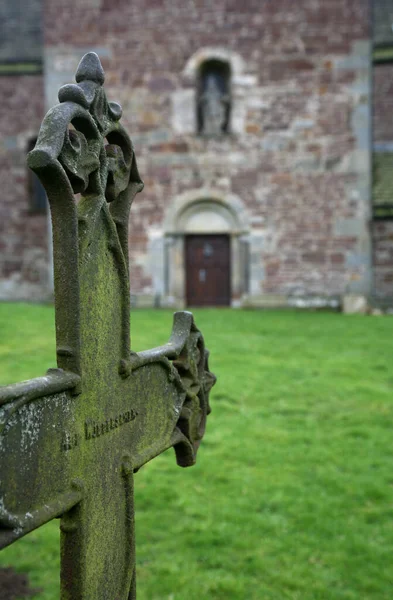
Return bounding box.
[0,53,215,599]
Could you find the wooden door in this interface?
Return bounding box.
[185,235,230,306]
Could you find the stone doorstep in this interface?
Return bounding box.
[130,293,162,308]
[134,294,345,310]
[242,294,340,309]
[242,294,288,308]
[0,290,372,312]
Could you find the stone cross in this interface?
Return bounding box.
[0,53,216,600]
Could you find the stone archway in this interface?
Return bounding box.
[183,47,245,81]
[162,189,250,307]
[172,47,248,137]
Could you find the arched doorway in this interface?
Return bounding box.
[185,234,230,306]
[163,190,250,307]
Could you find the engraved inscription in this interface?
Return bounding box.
[62,432,79,452]
[85,409,138,441]
[60,410,138,451]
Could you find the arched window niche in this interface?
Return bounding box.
[178,48,245,137]
[197,59,231,136]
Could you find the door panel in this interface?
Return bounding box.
[185,235,230,306]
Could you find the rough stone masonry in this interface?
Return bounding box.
[0,0,379,307]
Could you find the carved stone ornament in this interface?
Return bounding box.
[0,53,216,600]
[199,74,230,136]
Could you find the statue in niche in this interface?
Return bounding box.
[199,74,230,136]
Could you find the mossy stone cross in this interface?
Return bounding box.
[0,53,215,599]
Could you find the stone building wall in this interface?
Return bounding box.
[372,62,393,301]
[0,0,42,63]
[0,74,48,300]
[1,0,373,306]
[373,62,393,144]
[373,221,393,300]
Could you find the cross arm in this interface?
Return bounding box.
[124,311,216,471]
[0,369,83,549]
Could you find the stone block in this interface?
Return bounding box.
[232,75,258,87]
[334,218,365,237]
[288,296,340,309]
[130,293,157,308]
[243,294,287,308]
[345,253,369,268]
[171,89,196,134]
[342,294,368,314]
[292,118,315,130]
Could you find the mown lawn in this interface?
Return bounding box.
[0,304,393,599]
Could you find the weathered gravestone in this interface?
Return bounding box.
[0,53,216,599]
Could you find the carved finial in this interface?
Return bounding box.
[75,52,105,85]
[57,52,123,127]
[58,53,106,109]
[27,51,144,378]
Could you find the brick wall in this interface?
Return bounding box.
[373,221,393,300]
[1,0,373,304]
[0,74,48,300]
[372,62,393,300]
[373,62,393,144]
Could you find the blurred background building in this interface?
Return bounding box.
[372,0,393,303]
[0,0,391,308]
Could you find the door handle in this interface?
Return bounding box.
[199,269,206,283]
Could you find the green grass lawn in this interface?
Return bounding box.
[0,304,393,599]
